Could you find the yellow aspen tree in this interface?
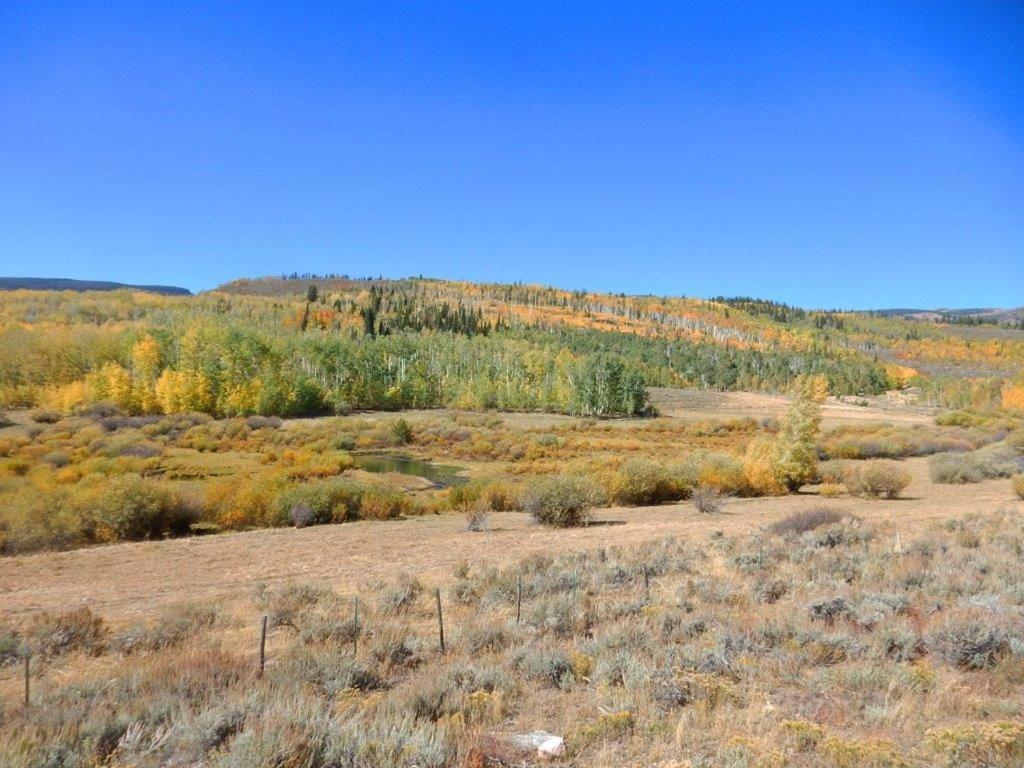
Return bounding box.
[131,336,162,412]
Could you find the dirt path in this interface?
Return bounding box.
[1,458,1019,623]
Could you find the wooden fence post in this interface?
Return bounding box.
[353,597,360,657]
[516,574,523,624]
[23,653,30,709]
[258,615,268,677]
[435,587,446,653]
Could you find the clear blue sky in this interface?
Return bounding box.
[1,2,1021,308]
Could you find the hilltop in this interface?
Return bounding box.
[0,277,191,296]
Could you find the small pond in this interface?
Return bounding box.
[352,454,467,488]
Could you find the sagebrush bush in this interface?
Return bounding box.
[768,507,844,536]
[843,461,911,499]
[113,602,219,654]
[27,607,106,657]
[929,442,1023,484]
[691,485,722,514]
[926,611,1010,669]
[521,475,603,527]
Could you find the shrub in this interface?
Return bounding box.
[480,480,517,511]
[112,602,219,653]
[742,436,786,496]
[521,475,603,527]
[289,503,314,528]
[27,607,106,657]
[608,457,688,505]
[691,485,722,514]
[768,507,844,536]
[245,415,282,430]
[819,483,844,498]
[843,461,911,499]
[465,508,490,532]
[930,443,1022,484]
[693,452,749,495]
[0,625,22,665]
[206,473,287,529]
[359,486,410,520]
[92,474,198,541]
[817,459,849,485]
[926,721,1024,768]
[258,582,335,628]
[1013,475,1024,500]
[926,611,1009,669]
[273,478,365,526]
[31,409,61,424]
[390,418,413,445]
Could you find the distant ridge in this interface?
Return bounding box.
[0,277,191,296]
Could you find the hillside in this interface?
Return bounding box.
[0,277,191,296]
[0,275,1020,418]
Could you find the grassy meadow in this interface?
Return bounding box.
[1,281,1023,766]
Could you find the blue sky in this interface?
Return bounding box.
[1,2,1021,308]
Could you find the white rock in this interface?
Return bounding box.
[538,735,565,758]
[508,731,566,758]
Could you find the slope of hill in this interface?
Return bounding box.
[0,275,1021,417]
[0,277,191,296]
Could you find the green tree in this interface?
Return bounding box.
[772,375,827,491]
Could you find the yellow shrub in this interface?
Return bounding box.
[818,736,909,768]
[206,473,284,529]
[358,487,410,520]
[780,719,825,751]
[1002,383,1024,411]
[926,721,1024,768]
[819,483,844,498]
[742,436,786,496]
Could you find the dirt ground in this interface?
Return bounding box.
[2,456,1019,624]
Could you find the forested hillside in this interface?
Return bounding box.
[0,276,1021,418]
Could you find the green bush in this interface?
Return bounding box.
[390,418,414,445]
[273,478,365,526]
[522,475,604,527]
[843,461,911,499]
[92,474,198,541]
[608,457,689,505]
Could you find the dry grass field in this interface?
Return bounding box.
[0,457,1019,623]
[1,390,1023,767]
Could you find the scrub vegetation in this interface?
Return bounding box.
[2,509,1024,766]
